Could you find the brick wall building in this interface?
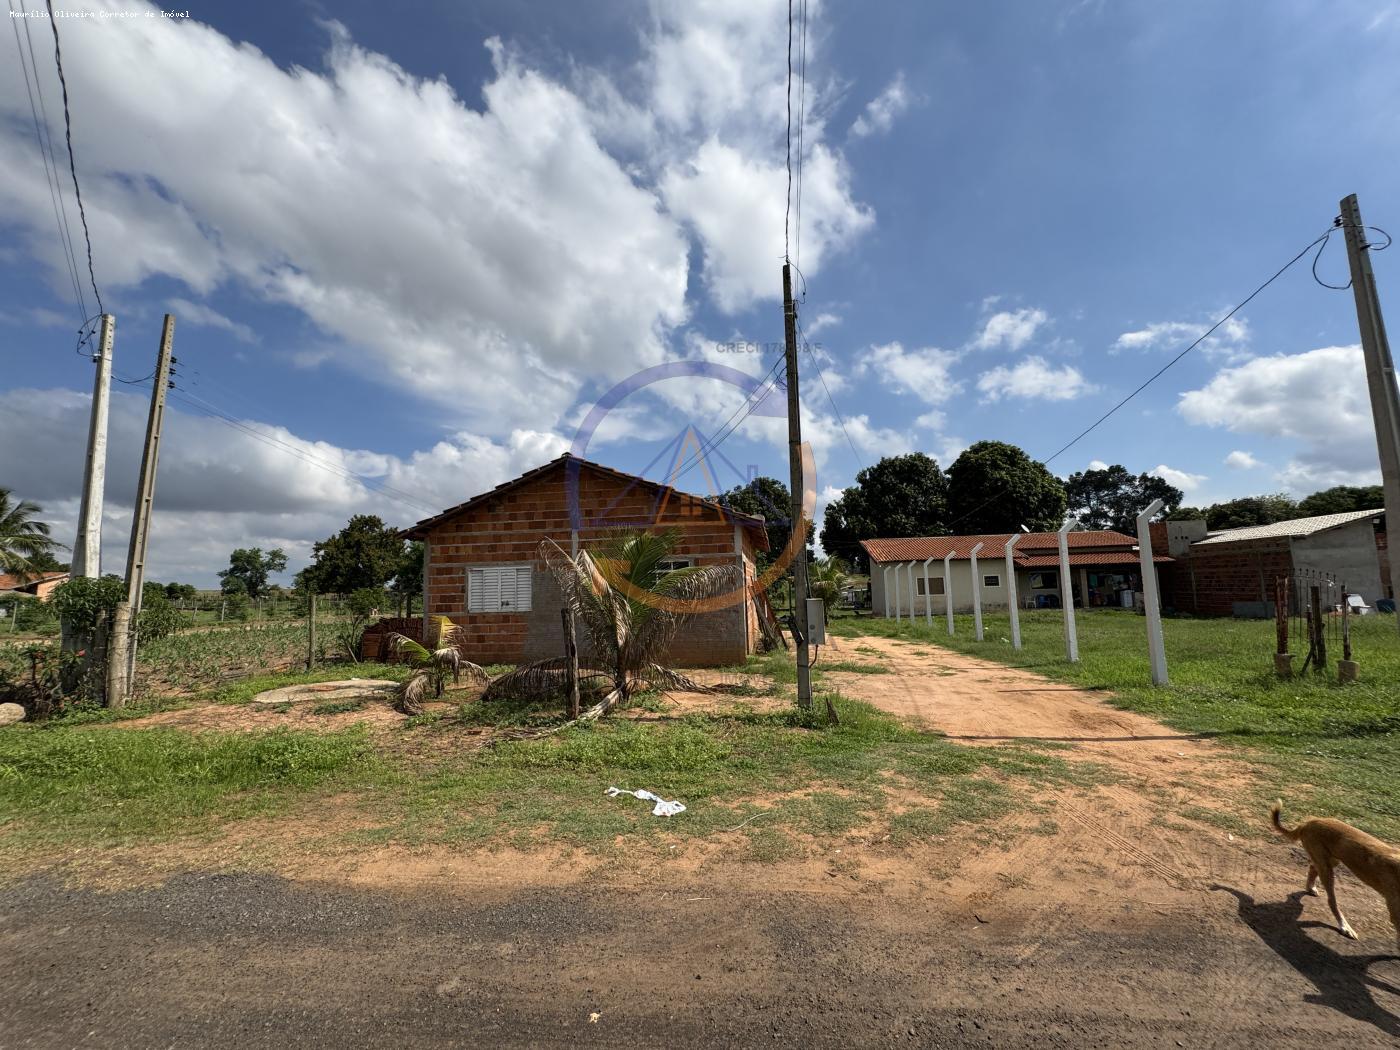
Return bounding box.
[389,454,768,667]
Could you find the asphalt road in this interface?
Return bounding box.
[3,871,1399,1048]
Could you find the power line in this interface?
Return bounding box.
[940,223,1346,535]
[1038,225,1338,469]
[663,353,789,489]
[9,0,86,324]
[44,0,104,317]
[798,315,866,472]
[783,0,793,262]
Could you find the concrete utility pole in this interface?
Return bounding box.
[893,563,902,622]
[1136,499,1169,685]
[72,314,115,580]
[970,542,985,641]
[1058,517,1080,663]
[882,565,891,618]
[109,315,175,706]
[1004,533,1023,650]
[944,551,956,635]
[1339,193,1400,626]
[781,263,812,711]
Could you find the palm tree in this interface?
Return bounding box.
[808,556,850,612]
[383,624,489,715]
[483,529,737,717]
[0,490,62,581]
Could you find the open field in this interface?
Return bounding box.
[833,610,1400,840]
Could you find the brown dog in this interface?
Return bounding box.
[1271,801,1400,946]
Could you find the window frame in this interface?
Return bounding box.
[983,574,1001,588]
[466,563,534,614]
[916,576,946,596]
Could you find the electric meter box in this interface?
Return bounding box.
[805,597,827,645]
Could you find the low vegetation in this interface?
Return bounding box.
[834,609,1400,837]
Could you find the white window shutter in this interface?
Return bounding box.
[468,566,530,613]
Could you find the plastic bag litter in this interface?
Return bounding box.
[605,785,686,817]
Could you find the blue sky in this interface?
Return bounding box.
[2,0,1398,586]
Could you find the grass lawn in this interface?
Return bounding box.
[832,610,1400,838]
[0,658,1104,862]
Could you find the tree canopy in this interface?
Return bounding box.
[819,453,949,571]
[1063,464,1183,534]
[218,547,287,599]
[946,441,1066,534]
[301,515,406,595]
[1296,485,1385,517]
[1169,493,1298,530]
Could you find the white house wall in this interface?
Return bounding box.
[1290,520,1386,602]
[871,561,1082,615]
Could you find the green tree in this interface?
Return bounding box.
[0,489,62,580]
[218,547,287,599]
[1297,485,1384,517]
[820,453,950,571]
[389,540,424,614]
[715,477,807,566]
[163,582,198,601]
[946,441,1066,534]
[303,515,405,594]
[1064,464,1183,534]
[1189,493,1298,530]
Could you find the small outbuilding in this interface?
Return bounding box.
[1152,508,1389,617]
[385,453,770,667]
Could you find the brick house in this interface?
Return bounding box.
[1150,508,1389,617]
[0,571,70,601]
[862,530,1170,615]
[384,453,768,667]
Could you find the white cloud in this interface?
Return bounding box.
[976,356,1096,402]
[806,312,841,336]
[1178,344,1380,490]
[858,342,962,404]
[1224,450,1261,470]
[1087,459,1109,471]
[850,72,913,138]
[0,3,696,434]
[1114,317,1251,361]
[1150,464,1206,492]
[0,385,568,584]
[662,139,872,313]
[969,308,1049,352]
[167,298,259,343]
[914,410,946,431]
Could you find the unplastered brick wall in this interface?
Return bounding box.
[420,462,757,666]
[1172,539,1292,617]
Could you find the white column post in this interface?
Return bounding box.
[922,557,934,627]
[944,551,956,635]
[1004,534,1022,650]
[882,566,892,618]
[970,542,985,641]
[1136,499,1169,685]
[907,562,917,628]
[1058,517,1080,663]
[893,563,902,622]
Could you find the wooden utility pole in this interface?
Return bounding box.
[108,315,175,707]
[561,607,581,720]
[1339,194,1400,627]
[781,263,812,712]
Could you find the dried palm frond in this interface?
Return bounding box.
[481,656,612,703]
[395,672,433,716]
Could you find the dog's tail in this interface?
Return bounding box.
[1270,800,1301,841]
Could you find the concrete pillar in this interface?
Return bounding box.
[1004,534,1023,650]
[1058,518,1080,663]
[922,558,935,627]
[944,551,956,635]
[970,542,985,641]
[907,562,917,626]
[1136,499,1169,685]
[893,563,902,622]
[882,566,892,618]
